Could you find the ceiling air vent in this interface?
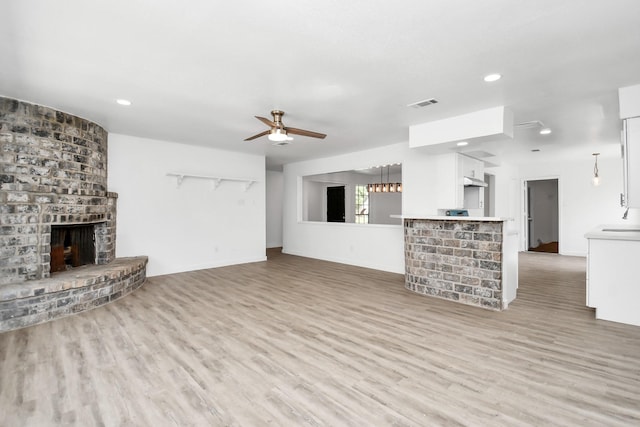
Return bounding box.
[408,98,439,108]
[515,120,544,129]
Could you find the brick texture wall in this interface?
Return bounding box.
[0,97,116,284]
[404,219,504,310]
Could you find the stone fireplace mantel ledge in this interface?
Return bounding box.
[0,257,148,301]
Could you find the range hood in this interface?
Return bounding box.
[463,176,488,187]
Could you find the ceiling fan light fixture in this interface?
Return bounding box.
[483,73,502,82]
[268,128,289,142]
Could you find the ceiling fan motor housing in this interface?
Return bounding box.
[271,110,285,125]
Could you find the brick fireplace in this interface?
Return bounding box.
[0,97,147,332]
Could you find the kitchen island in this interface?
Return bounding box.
[585,225,640,326]
[397,215,518,310]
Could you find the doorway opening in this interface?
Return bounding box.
[524,178,559,253]
[326,186,345,222]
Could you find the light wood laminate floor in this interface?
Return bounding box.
[1,250,640,426]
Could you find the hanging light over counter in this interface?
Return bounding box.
[367,166,402,193]
[592,153,600,186]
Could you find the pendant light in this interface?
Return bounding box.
[390,166,396,192]
[592,153,600,186]
[367,165,403,193]
[382,166,389,192]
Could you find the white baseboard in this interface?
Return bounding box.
[281,249,404,275]
[147,256,268,277]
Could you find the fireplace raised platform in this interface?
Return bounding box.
[0,256,148,332]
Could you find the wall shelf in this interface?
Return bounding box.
[166,172,257,191]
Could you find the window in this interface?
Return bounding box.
[355,185,369,224]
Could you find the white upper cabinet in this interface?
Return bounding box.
[435,153,464,209]
[623,117,640,208]
[619,84,640,208]
[461,154,484,179]
[619,84,640,119]
[434,153,486,214]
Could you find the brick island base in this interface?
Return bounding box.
[403,218,517,311]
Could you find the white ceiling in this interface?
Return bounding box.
[2,0,640,169]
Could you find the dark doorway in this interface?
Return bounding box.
[326,186,345,222]
[525,179,559,253]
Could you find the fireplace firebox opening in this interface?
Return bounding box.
[50,224,97,273]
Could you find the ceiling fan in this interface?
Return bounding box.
[244,110,326,144]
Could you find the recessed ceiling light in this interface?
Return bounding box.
[457,141,469,146]
[539,128,552,135]
[483,73,502,82]
[116,99,132,106]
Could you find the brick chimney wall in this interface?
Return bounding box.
[0,97,116,284]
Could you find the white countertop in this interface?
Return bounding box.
[391,214,511,222]
[585,224,640,241]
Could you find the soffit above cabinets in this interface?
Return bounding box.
[409,106,514,152]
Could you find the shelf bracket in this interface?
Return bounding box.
[244,180,255,192]
[212,178,222,190]
[175,175,185,187]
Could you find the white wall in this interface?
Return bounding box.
[283,143,410,273]
[303,180,324,221]
[369,192,402,225]
[282,141,520,273]
[509,155,639,256]
[108,134,266,276]
[266,170,283,248]
[282,134,640,270]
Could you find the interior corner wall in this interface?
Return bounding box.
[108,134,266,277]
[266,170,284,248]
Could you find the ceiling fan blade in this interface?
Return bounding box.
[244,129,270,141]
[286,127,327,139]
[255,116,276,127]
